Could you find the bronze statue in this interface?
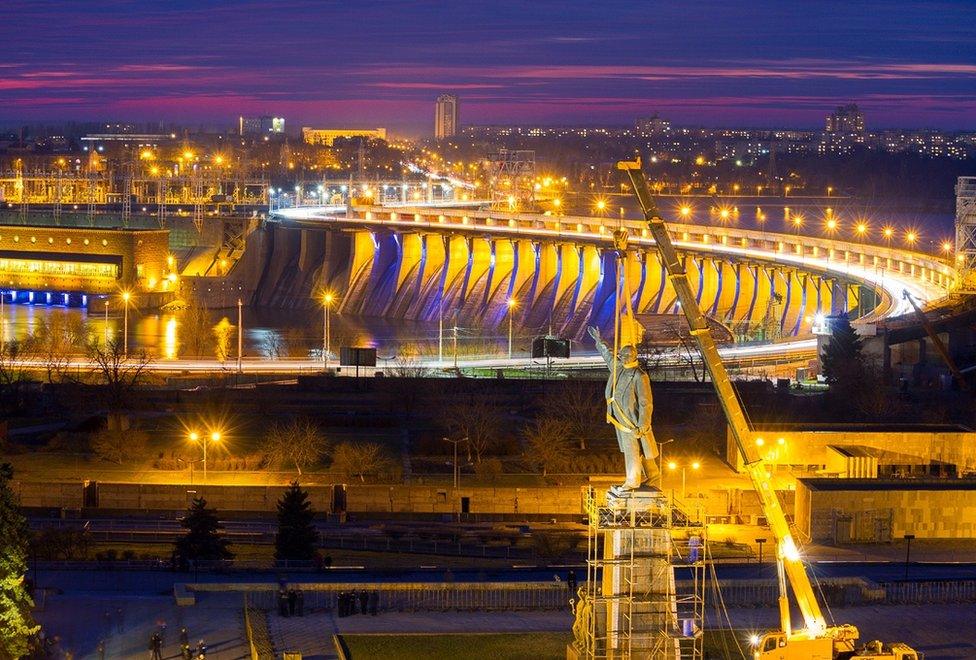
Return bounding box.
[589,320,659,490]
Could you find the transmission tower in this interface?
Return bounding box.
[157,178,167,228]
[121,163,133,227]
[192,169,204,233]
[87,169,97,225]
[53,168,63,225]
[954,177,976,293]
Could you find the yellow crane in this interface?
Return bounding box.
[617,158,919,660]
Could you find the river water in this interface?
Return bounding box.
[0,198,954,359]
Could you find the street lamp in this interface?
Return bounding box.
[903,533,915,579]
[189,430,221,484]
[667,460,701,499]
[322,292,335,370]
[443,436,466,489]
[120,291,132,358]
[506,297,517,359]
[237,298,243,373]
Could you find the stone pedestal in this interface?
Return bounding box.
[601,487,676,658]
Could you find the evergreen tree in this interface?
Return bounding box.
[820,314,865,387]
[173,498,233,566]
[0,463,40,658]
[274,482,320,561]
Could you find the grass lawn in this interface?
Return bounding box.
[340,632,571,660]
[340,630,748,660]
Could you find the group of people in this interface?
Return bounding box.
[277,586,305,617]
[337,590,379,617]
[148,625,206,660]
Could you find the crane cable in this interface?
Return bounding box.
[606,234,641,434]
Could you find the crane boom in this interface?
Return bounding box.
[618,159,828,636]
[903,290,969,391]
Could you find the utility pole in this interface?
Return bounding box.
[442,437,466,489]
[452,325,459,370]
[438,297,444,364]
[236,298,243,373]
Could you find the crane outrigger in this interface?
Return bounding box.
[618,158,919,660]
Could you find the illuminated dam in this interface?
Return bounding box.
[256,204,950,345]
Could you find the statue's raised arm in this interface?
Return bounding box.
[588,326,613,367]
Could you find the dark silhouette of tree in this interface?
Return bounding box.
[91,426,149,465]
[0,464,40,656]
[330,442,395,482]
[820,314,864,388]
[0,340,36,415]
[86,337,152,409]
[173,497,233,567]
[264,418,328,476]
[522,417,573,476]
[274,482,320,561]
[439,398,503,464]
[540,381,606,450]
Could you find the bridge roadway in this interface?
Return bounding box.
[3,203,951,374]
[261,203,951,368]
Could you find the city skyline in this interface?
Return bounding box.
[2,1,975,134]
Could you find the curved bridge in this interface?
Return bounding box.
[265,204,951,352]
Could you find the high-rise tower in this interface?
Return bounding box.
[434,94,459,139]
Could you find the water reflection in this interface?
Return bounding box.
[0,304,492,360]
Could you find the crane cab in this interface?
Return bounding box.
[752,633,832,660]
[849,641,920,660]
[753,634,919,660]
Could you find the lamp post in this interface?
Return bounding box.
[103,299,109,345]
[0,288,5,353]
[667,459,701,499]
[237,298,243,373]
[121,291,131,358]
[443,436,466,489]
[903,533,915,580]
[190,430,221,484]
[506,297,517,359]
[322,292,334,370]
[755,537,767,564]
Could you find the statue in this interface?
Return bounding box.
[589,316,659,491]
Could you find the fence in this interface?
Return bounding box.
[882,580,976,604]
[242,594,274,659]
[202,581,573,613]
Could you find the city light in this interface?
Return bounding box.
[679,205,692,218]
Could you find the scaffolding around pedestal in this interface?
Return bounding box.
[569,487,705,660]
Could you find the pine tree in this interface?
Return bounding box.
[274,482,320,561]
[820,314,865,387]
[174,498,234,566]
[0,463,40,658]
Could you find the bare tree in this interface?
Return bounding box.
[212,317,234,362]
[0,340,36,415]
[387,354,436,378]
[180,304,214,358]
[541,381,607,450]
[27,314,86,383]
[260,330,287,359]
[330,442,394,482]
[522,416,573,476]
[86,338,152,409]
[91,426,149,465]
[440,398,504,464]
[663,319,707,383]
[264,418,329,476]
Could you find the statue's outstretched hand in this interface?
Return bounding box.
[587,326,601,342]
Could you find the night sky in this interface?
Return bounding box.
[3,1,975,134]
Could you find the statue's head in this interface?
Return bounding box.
[617,344,639,368]
[617,312,645,351]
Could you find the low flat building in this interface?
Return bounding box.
[0,223,173,307]
[728,423,976,477]
[301,127,387,146]
[796,478,976,542]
